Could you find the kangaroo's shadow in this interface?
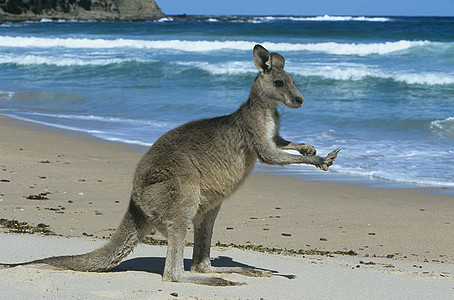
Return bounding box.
[111,256,295,279]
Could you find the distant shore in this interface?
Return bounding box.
[0,0,164,22]
[0,14,165,22]
[1,114,453,265]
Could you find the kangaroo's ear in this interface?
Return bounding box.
[253,44,272,73]
[270,52,285,70]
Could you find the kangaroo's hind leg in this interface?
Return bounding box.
[191,204,272,278]
[159,181,241,286]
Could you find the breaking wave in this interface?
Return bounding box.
[178,61,454,86]
[0,54,145,66]
[287,63,454,85]
[0,91,14,100]
[431,117,454,138]
[2,52,452,86]
[249,15,391,22]
[0,36,442,56]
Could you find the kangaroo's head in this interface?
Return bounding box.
[252,44,304,109]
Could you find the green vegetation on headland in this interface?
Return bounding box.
[0,0,165,22]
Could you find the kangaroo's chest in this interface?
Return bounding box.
[265,111,278,142]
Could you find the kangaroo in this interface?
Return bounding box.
[1,45,340,286]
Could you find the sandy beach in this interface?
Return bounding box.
[1,114,453,298]
[2,234,453,299]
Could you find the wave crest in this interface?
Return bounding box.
[288,63,454,85]
[0,54,145,66]
[0,91,14,100]
[252,15,391,22]
[431,117,454,137]
[2,53,451,86]
[179,61,454,86]
[0,36,440,56]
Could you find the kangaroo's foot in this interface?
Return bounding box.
[191,263,273,278]
[317,148,341,171]
[163,271,244,286]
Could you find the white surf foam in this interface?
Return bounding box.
[0,36,253,51]
[430,117,454,137]
[330,165,454,187]
[0,91,14,100]
[95,136,153,147]
[4,53,451,86]
[0,55,140,67]
[1,111,162,147]
[0,54,145,66]
[1,113,97,134]
[8,111,170,127]
[156,17,174,22]
[6,53,449,86]
[251,15,391,22]
[275,40,431,56]
[39,18,53,23]
[392,73,454,85]
[287,63,454,85]
[303,15,391,22]
[177,61,454,86]
[0,36,438,56]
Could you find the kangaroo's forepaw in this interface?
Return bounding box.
[318,148,341,171]
[299,144,317,156]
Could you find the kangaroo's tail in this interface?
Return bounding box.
[1,200,150,272]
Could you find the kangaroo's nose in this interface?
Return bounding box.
[295,96,303,105]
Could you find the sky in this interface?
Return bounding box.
[158,0,454,16]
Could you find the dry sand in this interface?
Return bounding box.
[1,234,453,299]
[1,114,453,298]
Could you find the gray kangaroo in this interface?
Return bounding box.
[1,45,339,286]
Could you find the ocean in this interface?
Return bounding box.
[0,16,453,187]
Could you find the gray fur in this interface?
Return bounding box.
[1,45,339,285]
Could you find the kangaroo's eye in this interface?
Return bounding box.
[274,80,284,87]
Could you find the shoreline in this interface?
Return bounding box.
[255,164,454,195]
[4,111,453,193]
[1,114,453,265]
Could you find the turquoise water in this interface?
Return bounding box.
[0,16,453,186]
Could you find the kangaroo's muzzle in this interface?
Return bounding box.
[295,96,303,106]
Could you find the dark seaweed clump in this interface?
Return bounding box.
[141,236,357,257]
[0,218,55,235]
[214,241,357,257]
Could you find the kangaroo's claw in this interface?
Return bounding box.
[318,148,341,171]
